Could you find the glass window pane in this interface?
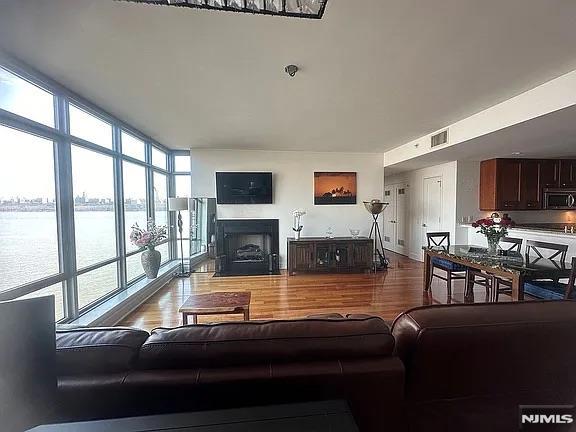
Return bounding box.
[174,155,190,172]
[0,126,59,291]
[179,239,190,259]
[175,175,191,243]
[156,242,170,265]
[19,283,65,321]
[126,252,145,283]
[152,147,166,169]
[72,146,117,269]
[77,262,119,309]
[123,162,148,253]
[0,67,55,127]
[69,104,113,149]
[121,131,145,161]
[153,172,168,227]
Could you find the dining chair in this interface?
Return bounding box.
[426,232,466,299]
[466,237,524,302]
[494,239,568,301]
[500,237,523,253]
[522,256,576,300]
[525,240,568,262]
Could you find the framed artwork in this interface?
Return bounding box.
[314,172,357,205]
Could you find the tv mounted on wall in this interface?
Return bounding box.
[216,172,273,204]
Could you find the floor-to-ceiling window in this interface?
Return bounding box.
[174,153,192,259]
[0,61,184,322]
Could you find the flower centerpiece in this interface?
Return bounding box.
[130,219,167,278]
[292,209,306,240]
[472,213,514,255]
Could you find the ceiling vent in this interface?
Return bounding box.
[431,130,449,148]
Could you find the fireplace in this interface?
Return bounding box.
[215,219,280,276]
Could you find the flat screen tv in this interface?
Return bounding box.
[216,172,273,204]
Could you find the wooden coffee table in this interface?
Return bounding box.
[179,292,251,325]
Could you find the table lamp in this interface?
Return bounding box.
[168,197,191,277]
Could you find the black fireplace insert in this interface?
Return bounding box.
[215,219,280,276]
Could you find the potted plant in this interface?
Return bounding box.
[472,214,514,255]
[130,219,167,278]
[292,209,306,240]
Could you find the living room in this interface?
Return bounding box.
[2,1,576,431]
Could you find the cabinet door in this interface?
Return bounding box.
[332,244,350,269]
[291,243,313,272]
[315,244,331,271]
[497,159,521,210]
[520,160,541,209]
[352,242,372,268]
[559,160,576,188]
[540,160,559,189]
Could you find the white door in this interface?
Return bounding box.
[395,186,408,255]
[422,177,443,247]
[382,186,396,252]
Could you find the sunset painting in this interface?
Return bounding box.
[314,172,357,205]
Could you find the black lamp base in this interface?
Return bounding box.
[174,269,195,278]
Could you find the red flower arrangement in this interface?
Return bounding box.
[472,215,515,253]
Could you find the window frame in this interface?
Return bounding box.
[0,57,184,322]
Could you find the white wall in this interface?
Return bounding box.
[385,161,457,261]
[455,160,482,242]
[191,149,384,268]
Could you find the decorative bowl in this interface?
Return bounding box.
[349,229,360,238]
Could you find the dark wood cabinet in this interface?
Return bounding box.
[287,237,372,275]
[540,160,560,189]
[480,159,521,211]
[480,158,576,211]
[559,160,576,188]
[520,160,542,209]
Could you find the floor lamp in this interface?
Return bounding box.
[363,199,389,271]
[168,197,192,278]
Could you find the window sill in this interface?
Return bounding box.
[68,260,180,327]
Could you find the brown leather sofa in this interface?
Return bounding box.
[54,301,576,432]
[55,315,404,432]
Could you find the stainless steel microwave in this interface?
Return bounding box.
[544,189,576,209]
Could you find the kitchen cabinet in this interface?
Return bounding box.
[480,158,576,211]
[480,159,521,211]
[559,160,576,188]
[540,160,560,189]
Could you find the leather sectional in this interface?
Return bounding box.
[55,301,576,431]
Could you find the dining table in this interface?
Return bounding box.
[423,245,573,301]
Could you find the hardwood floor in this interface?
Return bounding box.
[121,252,497,330]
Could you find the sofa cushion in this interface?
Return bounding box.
[138,316,394,369]
[56,327,149,375]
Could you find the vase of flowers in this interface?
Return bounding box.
[130,219,167,278]
[472,214,514,255]
[292,209,306,240]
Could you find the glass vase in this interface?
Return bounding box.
[486,237,500,256]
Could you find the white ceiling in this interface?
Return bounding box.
[1,0,576,152]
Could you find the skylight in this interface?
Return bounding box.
[117,0,329,19]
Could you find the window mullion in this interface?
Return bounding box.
[55,96,79,320]
[113,126,127,290]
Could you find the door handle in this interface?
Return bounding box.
[422,224,427,227]
[569,195,575,207]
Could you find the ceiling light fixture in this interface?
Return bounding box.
[285,65,299,77]
[119,0,329,19]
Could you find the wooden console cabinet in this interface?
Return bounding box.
[287,237,373,276]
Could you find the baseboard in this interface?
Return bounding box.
[409,251,423,262]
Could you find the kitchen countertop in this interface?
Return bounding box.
[462,223,576,236]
